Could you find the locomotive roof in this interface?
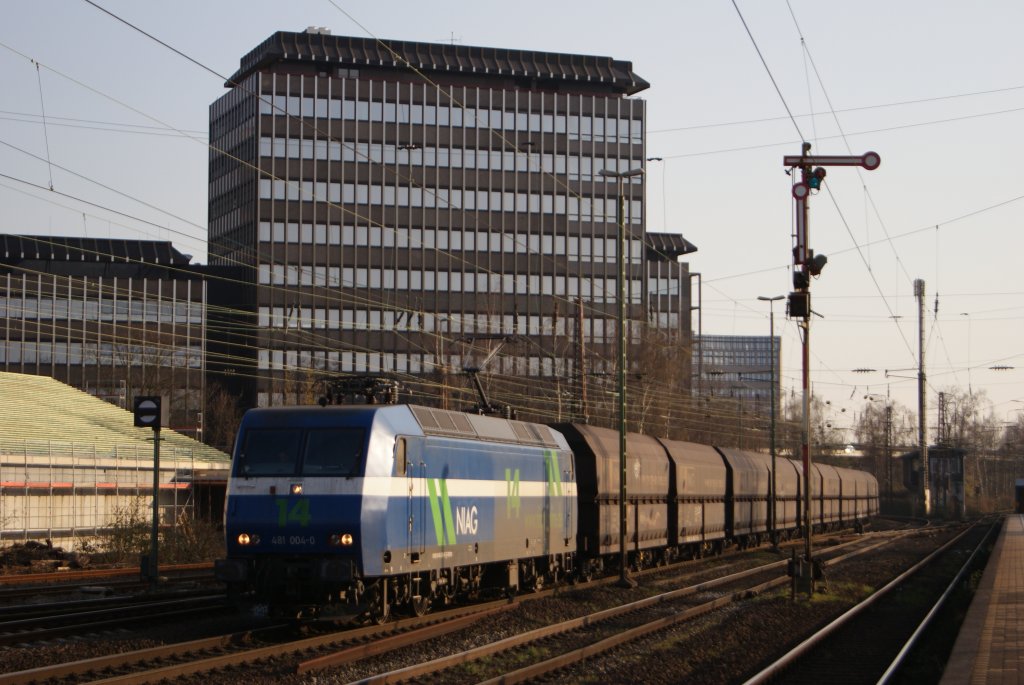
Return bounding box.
[408,405,565,449]
[241,403,566,450]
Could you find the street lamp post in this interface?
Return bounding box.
[600,166,643,589]
[758,295,784,544]
[690,273,702,396]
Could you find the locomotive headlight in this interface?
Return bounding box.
[237,533,251,545]
[290,483,303,495]
[330,533,355,546]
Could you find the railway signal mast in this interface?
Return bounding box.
[784,143,880,598]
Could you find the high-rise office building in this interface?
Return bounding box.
[209,29,694,415]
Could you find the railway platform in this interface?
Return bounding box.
[941,514,1024,684]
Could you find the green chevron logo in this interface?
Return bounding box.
[545,450,563,496]
[506,468,521,517]
[426,477,456,546]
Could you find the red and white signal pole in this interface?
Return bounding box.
[783,143,880,598]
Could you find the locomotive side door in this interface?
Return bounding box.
[563,452,574,541]
[402,437,427,562]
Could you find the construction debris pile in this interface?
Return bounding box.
[0,540,90,573]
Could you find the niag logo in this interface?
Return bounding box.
[455,505,479,535]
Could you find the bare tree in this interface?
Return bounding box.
[630,326,690,438]
[936,388,998,451]
[854,398,915,501]
[780,391,843,459]
[203,381,245,454]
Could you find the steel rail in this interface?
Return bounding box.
[0,595,229,647]
[344,534,892,685]
[0,625,287,685]
[0,587,220,622]
[876,519,999,684]
[4,599,515,685]
[0,526,903,684]
[296,602,516,673]
[741,522,976,685]
[474,535,910,685]
[0,562,212,586]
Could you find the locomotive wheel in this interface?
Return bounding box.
[409,594,430,617]
[368,580,391,624]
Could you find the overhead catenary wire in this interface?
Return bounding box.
[48,4,677,402]
[781,4,1013,422]
[4,5,1015,421]
[32,60,54,191]
[731,0,805,141]
[26,14,679,364]
[648,82,1024,135]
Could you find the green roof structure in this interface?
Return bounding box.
[0,372,230,464]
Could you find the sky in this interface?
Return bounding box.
[1,0,1022,438]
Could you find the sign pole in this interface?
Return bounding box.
[150,427,160,585]
[134,396,162,586]
[782,145,880,599]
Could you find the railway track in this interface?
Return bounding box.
[0,562,213,587]
[0,590,230,647]
[0,524,924,684]
[337,532,903,685]
[0,599,514,685]
[743,520,996,684]
[0,563,215,604]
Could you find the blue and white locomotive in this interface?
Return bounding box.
[214,404,577,620]
[216,402,879,620]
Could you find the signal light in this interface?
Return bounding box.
[793,270,809,289]
[788,292,810,318]
[807,166,827,190]
[808,252,828,276]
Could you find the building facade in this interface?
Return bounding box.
[209,29,694,416]
[0,235,208,436]
[694,334,781,410]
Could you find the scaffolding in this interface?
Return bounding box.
[0,438,212,548]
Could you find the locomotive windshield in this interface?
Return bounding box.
[302,428,364,476]
[237,429,303,476]
[236,427,366,477]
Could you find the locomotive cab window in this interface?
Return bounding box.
[395,438,407,476]
[237,429,303,476]
[302,428,365,476]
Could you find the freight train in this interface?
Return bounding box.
[214,404,879,620]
